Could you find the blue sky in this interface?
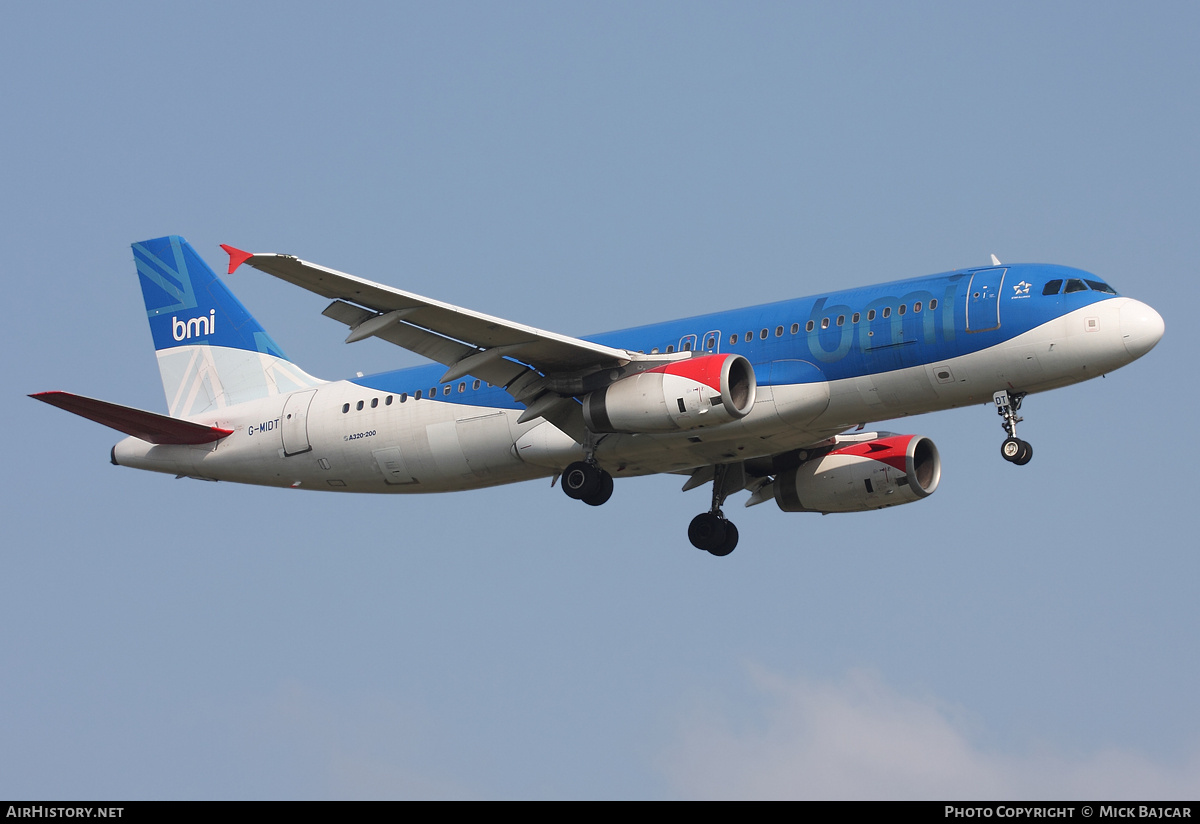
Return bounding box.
[2,1,1197,799]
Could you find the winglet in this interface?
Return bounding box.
[220,244,254,275]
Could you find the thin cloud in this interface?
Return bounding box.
[660,668,1200,800]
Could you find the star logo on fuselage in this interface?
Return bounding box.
[1013,281,1031,296]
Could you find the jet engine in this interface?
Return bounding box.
[583,353,757,434]
[774,434,941,513]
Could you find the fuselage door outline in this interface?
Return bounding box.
[281,389,318,456]
[966,268,1006,333]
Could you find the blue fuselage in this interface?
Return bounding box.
[352,263,1120,405]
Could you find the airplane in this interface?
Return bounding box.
[31,236,1164,556]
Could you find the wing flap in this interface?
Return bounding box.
[31,391,233,445]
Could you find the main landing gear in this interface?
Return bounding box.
[994,389,1033,466]
[561,460,614,506]
[688,464,741,557]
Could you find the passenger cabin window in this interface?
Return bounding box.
[1043,279,1063,295]
[805,320,815,332]
[867,309,876,321]
[882,307,891,318]
[821,318,830,329]
[759,329,768,340]
[929,299,938,310]
[443,385,451,396]
[385,395,393,405]
[852,312,860,323]
[356,400,364,411]
[1065,279,1088,293]
[913,302,922,313]
[836,315,845,326]
[415,390,422,400]
[729,334,738,345]
[342,403,349,413]
[898,304,906,316]
[472,380,481,390]
[790,323,799,334]
[371,398,378,408]
[775,326,783,337]
[666,345,674,353]
[458,382,466,393]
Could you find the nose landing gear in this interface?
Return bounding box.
[994,390,1033,465]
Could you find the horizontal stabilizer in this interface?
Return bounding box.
[30,392,233,445]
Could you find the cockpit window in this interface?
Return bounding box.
[1042,279,1063,295]
[1064,279,1088,293]
[1086,279,1117,294]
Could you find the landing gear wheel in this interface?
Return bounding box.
[561,461,600,500]
[708,521,739,557]
[582,470,614,506]
[1001,437,1023,463]
[688,512,728,552]
[1001,437,1033,465]
[689,512,738,555]
[1014,440,1033,466]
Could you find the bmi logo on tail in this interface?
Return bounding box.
[171,310,216,341]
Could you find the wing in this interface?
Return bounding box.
[223,246,679,441]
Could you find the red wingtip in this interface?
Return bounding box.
[220,244,254,275]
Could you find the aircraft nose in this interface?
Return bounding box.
[1119,299,1165,360]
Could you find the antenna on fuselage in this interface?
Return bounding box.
[991,254,1002,266]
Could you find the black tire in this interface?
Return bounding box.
[709,521,739,556]
[583,471,614,506]
[1001,437,1022,463]
[688,512,727,552]
[1014,440,1033,466]
[562,461,599,500]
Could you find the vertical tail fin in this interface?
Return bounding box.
[134,236,321,418]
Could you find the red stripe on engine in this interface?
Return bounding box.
[647,354,727,392]
[828,435,911,473]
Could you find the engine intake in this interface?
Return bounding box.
[775,434,941,513]
[584,353,757,434]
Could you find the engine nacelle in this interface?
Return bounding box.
[775,434,941,513]
[583,353,757,434]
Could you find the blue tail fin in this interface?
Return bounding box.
[133,236,320,417]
